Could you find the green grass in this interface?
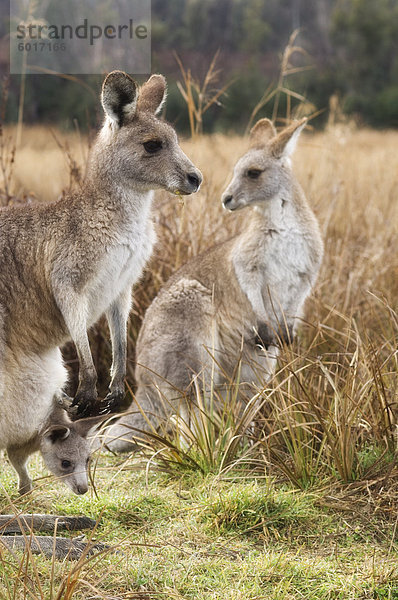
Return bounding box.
[200,481,320,537]
[1,451,398,600]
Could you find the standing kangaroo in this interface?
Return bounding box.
[0,71,202,425]
[103,118,324,452]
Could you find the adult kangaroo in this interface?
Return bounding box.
[103,118,323,452]
[0,71,202,423]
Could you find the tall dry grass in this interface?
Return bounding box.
[1,123,397,491]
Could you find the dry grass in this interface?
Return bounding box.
[175,50,232,138]
[3,126,88,204]
[246,29,317,132]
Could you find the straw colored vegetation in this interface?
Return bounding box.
[0,124,397,599]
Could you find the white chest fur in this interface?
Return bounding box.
[86,195,156,324]
[232,226,312,324]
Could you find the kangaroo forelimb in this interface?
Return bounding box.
[254,321,295,349]
[253,323,275,349]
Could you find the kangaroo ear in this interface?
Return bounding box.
[249,118,277,148]
[43,426,70,444]
[73,414,113,439]
[269,118,307,159]
[101,70,138,127]
[137,74,167,115]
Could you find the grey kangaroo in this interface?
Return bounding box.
[1,397,104,495]
[0,71,202,422]
[102,118,324,452]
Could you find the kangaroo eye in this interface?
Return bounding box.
[143,140,162,154]
[247,169,262,179]
[61,460,72,470]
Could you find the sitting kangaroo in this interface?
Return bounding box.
[1,397,103,495]
[101,118,324,452]
[0,71,202,420]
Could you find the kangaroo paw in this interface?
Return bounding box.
[69,392,99,420]
[55,391,74,411]
[98,390,126,415]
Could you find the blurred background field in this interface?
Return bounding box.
[2,0,398,132]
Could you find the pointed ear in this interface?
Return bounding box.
[269,118,307,159]
[249,118,277,148]
[137,74,167,115]
[43,426,70,444]
[101,70,138,127]
[73,414,113,439]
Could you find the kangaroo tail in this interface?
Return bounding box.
[0,514,109,560]
[0,514,96,534]
[0,535,108,560]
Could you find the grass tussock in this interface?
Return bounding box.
[201,481,318,538]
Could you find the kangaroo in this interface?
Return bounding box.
[0,71,202,422]
[101,118,324,452]
[1,397,104,495]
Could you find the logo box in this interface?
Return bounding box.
[10,0,151,75]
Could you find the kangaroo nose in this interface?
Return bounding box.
[187,172,201,191]
[223,194,233,208]
[76,484,88,495]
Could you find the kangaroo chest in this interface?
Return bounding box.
[264,230,310,286]
[86,217,156,324]
[233,228,312,321]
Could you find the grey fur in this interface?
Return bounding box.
[0,534,108,560]
[0,514,96,534]
[4,399,104,495]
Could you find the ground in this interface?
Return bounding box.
[1,452,398,600]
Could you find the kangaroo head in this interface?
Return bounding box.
[39,410,106,495]
[221,118,307,212]
[89,70,202,195]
